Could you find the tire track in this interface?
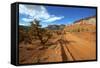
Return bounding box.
[58,39,68,61]
[57,38,75,61]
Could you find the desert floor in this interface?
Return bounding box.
[19,32,96,64]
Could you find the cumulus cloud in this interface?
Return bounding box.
[19,4,64,25]
[43,16,64,23]
[19,4,36,17]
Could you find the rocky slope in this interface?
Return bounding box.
[64,16,96,32]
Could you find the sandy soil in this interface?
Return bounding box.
[19,32,96,64]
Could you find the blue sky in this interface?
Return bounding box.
[19,4,96,27]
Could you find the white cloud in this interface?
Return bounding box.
[19,4,36,17]
[43,16,64,23]
[19,22,30,26]
[19,4,64,24]
[22,18,34,22]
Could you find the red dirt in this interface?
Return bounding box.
[19,31,96,64]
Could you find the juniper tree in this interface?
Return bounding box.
[28,19,52,45]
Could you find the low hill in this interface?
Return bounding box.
[64,16,96,32]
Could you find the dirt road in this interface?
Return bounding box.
[63,32,96,60]
[19,32,96,64]
[42,32,96,62]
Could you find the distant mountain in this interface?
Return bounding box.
[45,24,65,30]
[19,25,30,32]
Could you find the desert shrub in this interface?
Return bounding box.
[19,27,26,43]
[81,28,85,32]
[19,26,32,44]
[75,27,80,32]
[28,19,52,45]
[86,28,89,31]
